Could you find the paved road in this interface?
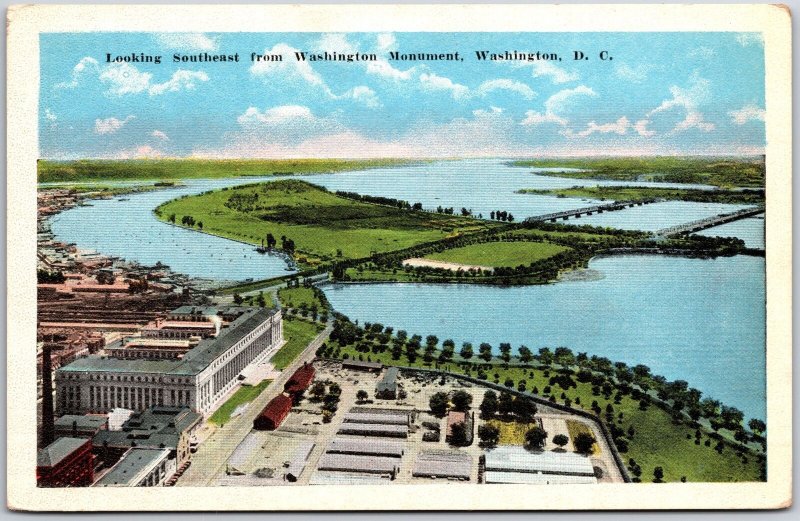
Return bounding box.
[177,323,333,486]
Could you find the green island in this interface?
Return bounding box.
[423,241,571,268]
[517,185,765,205]
[511,157,765,189]
[155,179,495,267]
[318,316,766,483]
[38,158,420,183]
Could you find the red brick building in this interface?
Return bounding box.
[253,394,293,431]
[37,437,94,487]
[284,362,315,395]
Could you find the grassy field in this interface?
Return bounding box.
[278,287,327,310]
[38,158,420,183]
[271,317,324,370]
[329,342,763,482]
[512,157,765,188]
[566,419,600,455]
[208,379,272,426]
[487,419,537,445]
[424,241,570,268]
[517,186,765,205]
[155,179,492,263]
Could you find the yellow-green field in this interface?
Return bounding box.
[155,179,492,262]
[424,241,569,268]
[486,419,538,445]
[208,379,272,426]
[566,419,600,455]
[270,317,324,370]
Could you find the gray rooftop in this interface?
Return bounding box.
[376,367,399,393]
[58,307,276,376]
[37,437,88,468]
[54,415,108,430]
[93,406,200,451]
[94,448,169,486]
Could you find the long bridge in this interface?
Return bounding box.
[526,198,659,223]
[655,206,765,238]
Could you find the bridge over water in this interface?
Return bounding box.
[655,206,765,238]
[525,199,658,223]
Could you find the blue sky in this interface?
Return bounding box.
[40,32,765,159]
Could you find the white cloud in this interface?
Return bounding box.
[151,130,169,141]
[98,63,153,96]
[519,61,578,84]
[147,70,209,96]
[55,56,99,89]
[419,72,469,100]
[314,33,358,54]
[377,33,396,51]
[154,33,218,52]
[614,63,653,83]
[94,115,135,134]
[44,109,57,122]
[736,33,764,47]
[344,85,380,108]
[563,116,630,138]
[729,104,766,125]
[638,73,715,134]
[237,105,316,126]
[521,85,598,126]
[634,119,656,137]
[366,59,416,81]
[476,79,536,100]
[250,43,328,90]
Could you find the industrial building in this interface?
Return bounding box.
[37,437,95,487]
[55,306,283,416]
[327,437,405,458]
[413,449,472,481]
[284,362,315,396]
[93,406,201,468]
[343,411,410,426]
[253,393,294,431]
[317,454,401,475]
[375,367,399,399]
[94,447,174,487]
[483,446,597,484]
[54,414,108,439]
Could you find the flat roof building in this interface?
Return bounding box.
[55,307,283,416]
[484,446,595,478]
[54,414,108,439]
[94,448,173,487]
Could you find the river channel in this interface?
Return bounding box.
[45,159,766,420]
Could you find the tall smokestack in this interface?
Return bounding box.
[40,344,55,448]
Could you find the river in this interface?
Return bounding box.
[322,254,766,422]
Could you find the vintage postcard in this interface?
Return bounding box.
[6,3,792,511]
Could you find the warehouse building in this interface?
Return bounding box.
[54,414,108,439]
[284,362,315,396]
[337,422,408,438]
[343,411,410,426]
[327,437,405,458]
[483,446,597,484]
[317,453,400,476]
[94,447,173,487]
[413,449,472,481]
[55,307,283,416]
[253,393,293,431]
[375,367,399,399]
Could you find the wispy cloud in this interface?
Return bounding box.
[563,116,630,138]
[154,33,218,52]
[94,115,135,134]
[521,85,597,126]
[729,104,766,125]
[476,79,536,100]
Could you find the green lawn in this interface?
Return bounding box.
[271,317,324,370]
[517,186,764,205]
[486,419,537,445]
[330,343,763,483]
[278,287,325,310]
[155,179,491,263]
[38,158,420,183]
[424,241,570,268]
[512,157,765,188]
[208,379,272,426]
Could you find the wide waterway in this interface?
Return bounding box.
[323,254,766,422]
[45,160,766,420]
[48,159,762,281]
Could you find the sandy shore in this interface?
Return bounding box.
[402,258,494,273]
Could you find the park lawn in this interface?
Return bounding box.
[156,179,492,261]
[424,241,570,268]
[511,157,765,188]
[509,228,608,241]
[278,287,326,310]
[271,317,324,370]
[565,419,600,455]
[332,344,763,483]
[487,419,537,445]
[208,379,272,426]
[38,158,420,183]
[516,186,764,205]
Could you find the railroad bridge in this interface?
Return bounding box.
[655,206,764,238]
[525,198,659,223]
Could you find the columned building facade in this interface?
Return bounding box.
[55,307,283,416]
